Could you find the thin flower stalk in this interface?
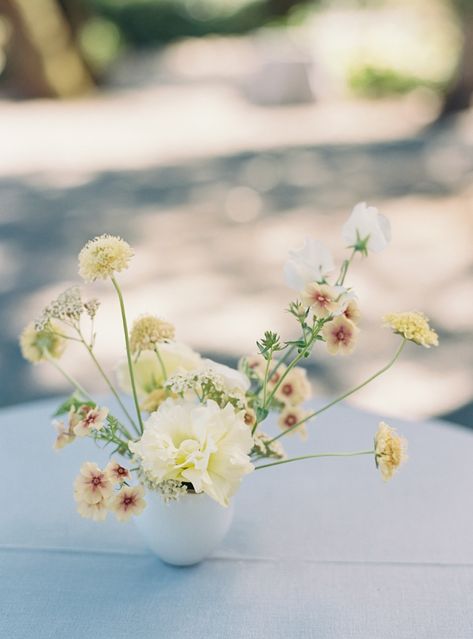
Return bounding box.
[111,276,144,434]
[263,320,324,409]
[255,449,374,470]
[44,350,133,441]
[268,338,407,444]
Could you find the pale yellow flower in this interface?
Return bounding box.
[19,321,65,363]
[130,399,254,507]
[72,406,108,437]
[274,367,311,406]
[78,234,133,281]
[130,315,175,353]
[140,388,170,413]
[116,342,201,399]
[322,316,359,355]
[301,283,339,318]
[109,485,146,522]
[278,405,309,440]
[383,312,438,348]
[374,421,408,481]
[105,459,131,484]
[74,462,113,504]
[343,299,361,325]
[75,496,109,522]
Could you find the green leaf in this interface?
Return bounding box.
[53,392,94,417]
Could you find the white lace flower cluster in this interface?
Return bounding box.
[165,368,246,411]
[35,287,100,331]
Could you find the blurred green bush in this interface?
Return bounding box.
[84,0,294,47]
[348,65,444,98]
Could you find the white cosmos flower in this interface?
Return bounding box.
[284,237,335,290]
[116,341,201,398]
[342,202,391,253]
[129,399,254,507]
[201,359,250,393]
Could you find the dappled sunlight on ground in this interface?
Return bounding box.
[1,16,472,425]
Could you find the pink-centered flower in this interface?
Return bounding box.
[343,299,361,325]
[109,485,146,522]
[105,459,131,484]
[74,462,113,504]
[301,283,339,318]
[274,367,311,406]
[278,406,309,440]
[72,405,108,437]
[75,496,109,522]
[322,316,359,355]
[52,418,75,450]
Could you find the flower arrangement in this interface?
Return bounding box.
[20,204,438,524]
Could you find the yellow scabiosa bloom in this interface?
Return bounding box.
[130,315,175,353]
[374,421,407,481]
[19,321,66,363]
[140,388,170,413]
[78,234,134,281]
[383,312,438,347]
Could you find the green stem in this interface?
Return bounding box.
[264,321,324,409]
[268,338,407,444]
[262,352,273,407]
[154,347,168,381]
[44,351,90,400]
[84,342,139,437]
[255,449,374,471]
[111,276,145,434]
[44,351,133,441]
[336,248,356,286]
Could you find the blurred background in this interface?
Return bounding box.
[0,0,472,427]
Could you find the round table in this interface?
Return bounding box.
[1,397,472,638]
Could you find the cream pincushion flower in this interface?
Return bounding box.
[78,234,134,281]
[374,422,407,480]
[130,315,175,353]
[383,312,438,347]
[129,399,254,507]
[117,342,201,399]
[19,321,66,363]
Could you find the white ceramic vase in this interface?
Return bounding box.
[134,490,234,566]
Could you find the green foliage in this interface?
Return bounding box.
[85,0,274,48]
[348,64,443,99]
[257,331,283,359]
[53,392,93,416]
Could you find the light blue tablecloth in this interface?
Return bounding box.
[1,397,473,638]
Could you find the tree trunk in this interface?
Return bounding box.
[439,9,473,117]
[0,0,93,99]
